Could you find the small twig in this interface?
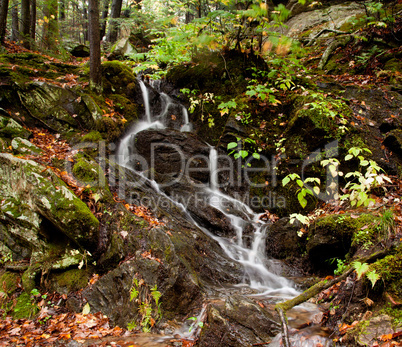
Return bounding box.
[219,51,234,86]
[276,306,291,347]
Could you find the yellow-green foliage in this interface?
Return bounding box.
[371,247,402,300]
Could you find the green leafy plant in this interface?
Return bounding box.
[282,173,320,209]
[342,147,392,207]
[333,258,348,276]
[352,261,380,288]
[128,278,162,333]
[227,137,261,168]
[188,316,204,332]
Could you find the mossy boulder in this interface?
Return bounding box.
[11,137,42,155]
[371,246,402,301]
[109,94,139,124]
[307,213,379,272]
[102,61,138,97]
[48,269,91,294]
[81,130,103,142]
[95,116,124,142]
[72,156,113,203]
[0,114,31,140]
[12,292,39,319]
[17,82,101,134]
[0,153,100,257]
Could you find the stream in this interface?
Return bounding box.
[115,80,333,346]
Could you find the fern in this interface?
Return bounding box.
[130,279,139,302]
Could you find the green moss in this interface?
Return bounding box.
[110,94,139,124]
[51,269,90,293]
[0,271,20,294]
[102,61,137,96]
[13,292,39,319]
[96,116,123,142]
[383,58,402,72]
[81,130,103,142]
[371,247,402,300]
[73,158,101,182]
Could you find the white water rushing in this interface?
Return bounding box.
[208,147,298,296]
[118,81,298,297]
[139,80,152,123]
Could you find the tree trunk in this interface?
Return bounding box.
[0,0,9,44]
[59,0,65,20]
[21,0,30,48]
[82,0,89,42]
[88,0,102,92]
[106,0,122,43]
[30,0,36,45]
[11,0,19,42]
[100,0,110,40]
[42,0,60,51]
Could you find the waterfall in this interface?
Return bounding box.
[117,81,164,167]
[119,82,297,296]
[209,147,218,191]
[139,80,152,123]
[207,147,297,295]
[181,107,192,132]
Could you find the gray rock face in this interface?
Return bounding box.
[283,2,364,38]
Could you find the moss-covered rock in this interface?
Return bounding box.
[12,292,39,319]
[0,114,31,140]
[48,269,91,294]
[81,130,103,142]
[0,153,99,255]
[102,61,138,97]
[17,82,100,134]
[72,156,113,203]
[307,213,379,272]
[371,246,402,301]
[109,94,138,124]
[95,116,123,142]
[11,137,43,155]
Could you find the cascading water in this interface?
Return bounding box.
[181,107,192,132]
[207,147,298,296]
[139,80,152,123]
[117,81,331,346]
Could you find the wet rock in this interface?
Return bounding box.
[383,129,402,158]
[266,217,305,259]
[199,295,280,346]
[134,129,210,182]
[356,314,396,346]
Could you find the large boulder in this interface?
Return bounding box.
[17,82,102,134]
[0,153,100,260]
[199,295,280,346]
